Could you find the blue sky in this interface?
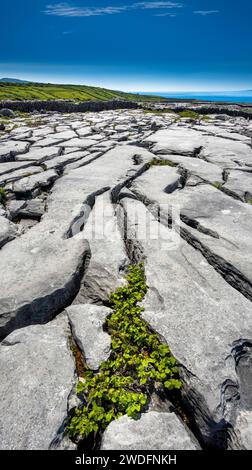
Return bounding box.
[1,1,252,91]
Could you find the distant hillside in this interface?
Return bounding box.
[0,81,167,102]
[0,78,30,84]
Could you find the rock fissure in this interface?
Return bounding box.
[1,108,252,450]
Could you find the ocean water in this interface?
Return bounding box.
[141,92,252,104]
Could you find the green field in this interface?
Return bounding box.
[0,82,167,102]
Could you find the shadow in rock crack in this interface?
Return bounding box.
[65,187,110,239]
[232,340,252,410]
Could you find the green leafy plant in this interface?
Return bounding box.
[0,187,7,206]
[68,263,181,441]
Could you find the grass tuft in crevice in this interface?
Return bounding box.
[0,187,7,206]
[148,158,178,168]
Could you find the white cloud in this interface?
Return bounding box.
[194,10,219,16]
[44,2,184,17]
[44,4,128,17]
[134,2,183,8]
[154,12,177,16]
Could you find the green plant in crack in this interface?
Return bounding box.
[68,262,182,441]
[148,158,177,168]
[212,181,223,190]
[0,187,7,206]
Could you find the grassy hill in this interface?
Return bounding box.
[0,81,167,102]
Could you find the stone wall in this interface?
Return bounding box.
[0,99,139,113]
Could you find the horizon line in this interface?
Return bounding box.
[0,77,251,93]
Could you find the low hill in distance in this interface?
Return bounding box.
[0,80,167,102]
[0,78,31,84]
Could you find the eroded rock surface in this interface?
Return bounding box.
[101,412,198,450]
[0,108,252,450]
[67,304,112,370]
[0,314,75,450]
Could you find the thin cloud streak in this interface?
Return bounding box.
[194,10,219,16]
[154,12,177,16]
[44,2,184,18]
[134,2,183,8]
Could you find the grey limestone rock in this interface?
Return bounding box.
[66,304,112,370]
[101,412,199,450]
[0,215,18,248]
[120,195,252,448]
[0,315,76,450]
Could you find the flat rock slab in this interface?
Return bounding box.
[42,151,90,171]
[10,169,58,195]
[101,412,198,450]
[63,152,102,172]
[0,141,30,162]
[15,146,61,163]
[0,315,75,450]
[194,124,251,143]
[132,166,181,204]
[120,196,252,448]
[223,170,252,201]
[131,168,252,299]
[57,138,97,149]
[75,191,127,304]
[51,130,77,140]
[76,126,93,137]
[0,215,17,248]
[63,146,83,154]
[66,304,112,370]
[11,126,34,135]
[0,227,90,339]
[200,136,252,167]
[32,127,56,138]
[33,137,68,147]
[158,154,223,184]
[0,165,42,185]
[144,128,205,156]
[39,144,155,237]
[0,161,34,176]
[235,411,252,450]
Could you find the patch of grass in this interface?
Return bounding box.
[178,110,201,120]
[149,158,177,168]
[0,187,7,206]
[0,116,11,124]
[201,115,210,121]
[68,263,181,441]
[143,109,176,115]
[25,118,45,127]
[175,110,210,122]
[212,181,223,190]
[247,198,252,205]
[16,111,30,118]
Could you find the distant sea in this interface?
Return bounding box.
[140,91,252,104]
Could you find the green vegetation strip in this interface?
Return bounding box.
[148,158,178,168]
[0,188,7,206]
[68,263,181,441]
[0,82,168,102]
[212,181,223,190]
